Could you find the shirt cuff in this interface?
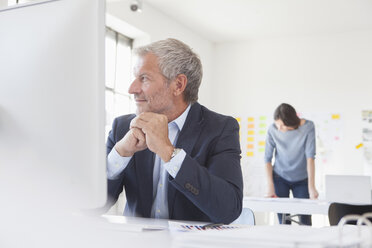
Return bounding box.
[107,148,132,179]
[163,149,186,178]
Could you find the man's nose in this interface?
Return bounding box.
[128,79,140,94]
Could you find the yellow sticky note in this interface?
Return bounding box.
[258,141,265,146]
[332,114,340,120]
[247,151,254,157]
[247,137,254,142]
[356,143,364,149]
[235,117,241,122]
[248,117,255,122]
[248,124,255,129]
[248,130,255,135]
[247,144,254,149]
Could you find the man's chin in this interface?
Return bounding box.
[135,107,147,115]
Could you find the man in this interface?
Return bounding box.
[106,38,243,224]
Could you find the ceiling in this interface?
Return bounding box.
[121,0,372,43]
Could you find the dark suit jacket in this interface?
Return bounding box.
[106,102,243,224]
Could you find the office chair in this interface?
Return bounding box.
[328,202,372,226]
[232,208,255,225]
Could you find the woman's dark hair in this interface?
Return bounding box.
[274,103,301,129]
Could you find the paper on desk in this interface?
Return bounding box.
[171,225,368,248]
[101,215,166,232]
[168,221,247,232]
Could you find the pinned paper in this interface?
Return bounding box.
[356,143,364,149]
[259,116,267,121]
[259,130,266,135]
[259,123,267,128]
[247,152,254,157]
[235,117,241,122]
[248,124,255,129]
[248,130,255,135]
[247,144,254,149]
[247,137,254,142]
[248,117,255,122]
[258,148,265,153]
[258,141,265,146]
[331,114,340,120]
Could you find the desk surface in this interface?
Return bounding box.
[243,196,331,215]
[9,213,368,248]
[93,215,370,248]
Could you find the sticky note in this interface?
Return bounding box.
[247,137,254,142]
[258,141,265,146]
[259,123,267,128]
[258,148,265,153]
[247,144,254,149]
[248,130,255,135]
[259,116,267,121]
[247,152,254,157]
[248,117,255,122]
[332,114,340,120]
[356,143,363,149]
[259,130,266,135]
[235,117,241,122]
[248,124,255,129]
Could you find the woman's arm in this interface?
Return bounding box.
[265,162,277,198]
[307,158,319,199]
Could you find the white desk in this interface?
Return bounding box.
[91,215,372,248]
[243,196,331,215]
[7,213,369,248]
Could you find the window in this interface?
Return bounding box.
[105,28,135,137]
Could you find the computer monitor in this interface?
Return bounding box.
[0,0,106,210]
[325,175,372,204]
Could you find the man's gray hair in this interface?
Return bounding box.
[134,38,203,104]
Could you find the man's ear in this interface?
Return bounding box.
[172,74,187,96]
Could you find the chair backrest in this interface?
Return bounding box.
[328,202,372,225]
[232,207,255,225]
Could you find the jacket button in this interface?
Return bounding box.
[185,183,191,189]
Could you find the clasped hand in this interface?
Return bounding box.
[114,112,173,161]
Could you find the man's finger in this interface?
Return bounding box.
[132,128,147,149]
[130,117,148,129]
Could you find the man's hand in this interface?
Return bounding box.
[114,127,147,157]
[131,112,174,162]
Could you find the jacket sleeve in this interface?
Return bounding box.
[169,117,243,224]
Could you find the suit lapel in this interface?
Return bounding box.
[135,149,154,217]
[168,103,204,217]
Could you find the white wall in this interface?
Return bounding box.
[106,0,215,107]
[212,30,372,195]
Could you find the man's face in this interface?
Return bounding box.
[128,53,174,115]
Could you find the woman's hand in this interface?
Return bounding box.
[309,186,319,199]
[266,184,278,198]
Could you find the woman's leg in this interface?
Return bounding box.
[273,172,291,224]
[291,178,312,225]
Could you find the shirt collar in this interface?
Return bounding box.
[169,104,191,131]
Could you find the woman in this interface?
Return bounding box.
[264,103,319,225]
